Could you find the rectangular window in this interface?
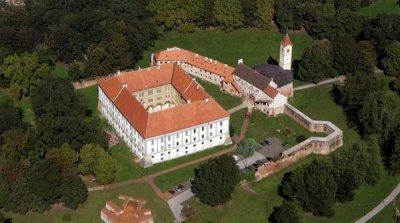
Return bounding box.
[220,130,222,134]
[148,90,153,95]
[220,121,223,126]
[148,99,153,103]
[157,96,162,101]
[151,140,154,145]
[210,124,213,129]
[139,93,144,97]
[168,136,171,141]
[202,126,205,131]
[193,129,196,133]
[157,89,161,93]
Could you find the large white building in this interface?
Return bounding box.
[98,64,231,167]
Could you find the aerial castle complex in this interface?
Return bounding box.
[98,34,296,166]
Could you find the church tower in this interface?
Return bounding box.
[279,33,293,70]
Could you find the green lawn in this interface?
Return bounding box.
[230,108,247,136]
[183,83,400,223]
[77,85,100,119]
[184,155,320,223]
[196,79,242,109]
[359,0,400,17]
[137,29,315,68]
[155,163,199,192]
[110,143,229,182]
[51,62,69,79]
[245,111,325,147]
[293,79,310,87]
[369,193,400,223]
[7,183,173,223]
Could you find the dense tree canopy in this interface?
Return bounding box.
[381,41,400,77]
[295,41,334,83]
[213,0,244,32]
[269,200,301,223]
[191,155,240,206]
[0,53,51,99]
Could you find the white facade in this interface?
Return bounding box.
[98,87,230,166]
[279,44,292,71]
[233,76,287,115]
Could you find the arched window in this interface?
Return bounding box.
[287,49,290,53]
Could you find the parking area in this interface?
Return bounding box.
[257,137,288,159]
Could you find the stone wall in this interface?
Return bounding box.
[255,103,343,181]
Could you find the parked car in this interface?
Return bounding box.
[260,141,266,146]
[168,189,176,195]
[245,111,251,118]
[174,185,184,192]
[252,163,260,169]
[232,155,240,161]
[257,159,268,165]
[263,140,272,145]
[266,157,274,162]
[282,141,289,147]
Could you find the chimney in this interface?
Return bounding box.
[195,53,198,58]
[224,64,227,69]
[205,98,209,103]
[215,60,218,65]
[210,58,213,64]
[157,65,160,70]
[238,59,243,64]
[147,68,150,71]
[187,99,191,104]
[205,57,208,61]
[196,85,199,89]
[117,70,121,75]
[139,67,142,72]
[192,77,196,81]
[122,84,127,88]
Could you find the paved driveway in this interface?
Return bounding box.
[257,137,288,159]
[167,189,194,222]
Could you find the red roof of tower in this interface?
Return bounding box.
[281,33,293,47]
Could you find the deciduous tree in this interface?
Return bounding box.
[381,41,400,77]
[191,155,240,206]
[212,0,244,32]
[269,200,301,223]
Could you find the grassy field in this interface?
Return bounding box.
[359,0,400,16]
[196,79,242,109]
[137,29,315,68]
[155,163,199,192]
[7,183,173,223]
[230,108,247,136]
[76,85,100,119]
[182,83,400,223]
[110,143,229,182]
[184,155,320,223]
[369,193,400,223]
[246,111,325,146]
[51,62,69,79]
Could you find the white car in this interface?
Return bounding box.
[232,155,239,161]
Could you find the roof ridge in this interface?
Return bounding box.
[112,86,124,102]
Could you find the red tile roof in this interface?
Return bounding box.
[281,33,293,47]
[154,48,234,78]
[102,195,153,223]
[264,85,279,98]
[98,64,229,138]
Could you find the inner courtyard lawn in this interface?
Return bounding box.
[7,183,174,223]
[137,29,315,68]
[196,79,242,109]
[359,0,400,17]
[245,111,325,147]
